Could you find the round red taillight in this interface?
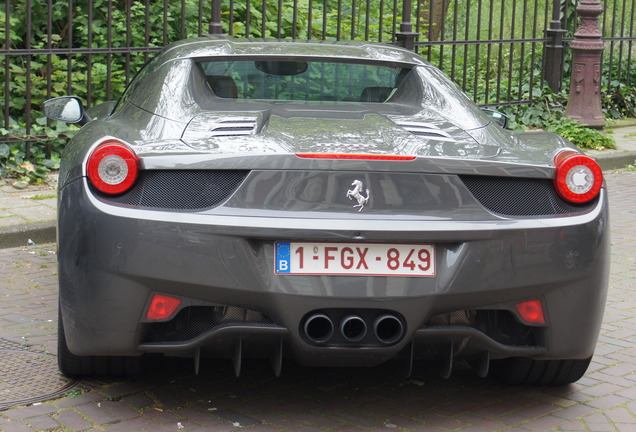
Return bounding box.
[553,151,603,204]
[86,140,139,195]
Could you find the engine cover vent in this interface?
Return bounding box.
[394,121,455,142]
[208,118,258,137]
[183,113,261,140]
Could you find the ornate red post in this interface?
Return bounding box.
[564,0,605,128]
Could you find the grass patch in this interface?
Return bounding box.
[548,120,617,151]
[29,194,56,200]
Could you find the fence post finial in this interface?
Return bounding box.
[209,0,223,35]
[395,0,418,50]
[543,0,567,92]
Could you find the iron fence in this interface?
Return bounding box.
[0,0,634,146]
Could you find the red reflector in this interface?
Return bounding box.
[146,294,182,320]
[86,140,139,195]
[296,153,416,161]
[515,300,545,324]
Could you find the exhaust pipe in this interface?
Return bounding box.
[340,315,367,342]
[304,313,334,344]
[373,314,404,345]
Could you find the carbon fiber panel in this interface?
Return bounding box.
[94,170,249,210]
[460,175,596,217]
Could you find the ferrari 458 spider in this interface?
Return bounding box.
[44,37,609,385]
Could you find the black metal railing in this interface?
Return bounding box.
[1,0,634,148]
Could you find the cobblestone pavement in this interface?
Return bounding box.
[0,170,634,432]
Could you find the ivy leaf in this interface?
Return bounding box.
[0,144,10,159]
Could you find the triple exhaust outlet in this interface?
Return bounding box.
[303,312,404,345]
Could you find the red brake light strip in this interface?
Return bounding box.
[296,153,416,161]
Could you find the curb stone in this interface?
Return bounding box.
[0,221,57,249]
[594,150,636,171]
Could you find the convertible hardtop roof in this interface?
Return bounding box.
[155,36,430,67]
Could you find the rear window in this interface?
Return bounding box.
[198,59,410,103]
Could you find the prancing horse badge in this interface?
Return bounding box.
[346,180,370,212]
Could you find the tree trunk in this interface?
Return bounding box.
[419,0,451,41]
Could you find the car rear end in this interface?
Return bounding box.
[55,39,609,383]
[58,137,609,378]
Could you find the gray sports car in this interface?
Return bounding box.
[44,37,609,385]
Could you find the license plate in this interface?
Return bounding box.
[275,242,435,277]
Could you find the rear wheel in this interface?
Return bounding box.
[58,308,142,377]
[491,356,592,386]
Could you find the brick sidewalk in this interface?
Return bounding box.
[0,170,634,432]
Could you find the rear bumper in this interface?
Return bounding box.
[58,177,610,366]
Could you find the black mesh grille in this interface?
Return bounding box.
[95,170,249,210]
[460,175,596,217]
[428,310,537,346]
[144,306,276,343]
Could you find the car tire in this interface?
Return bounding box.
[491,356,592,386]
[58,308,142,377]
